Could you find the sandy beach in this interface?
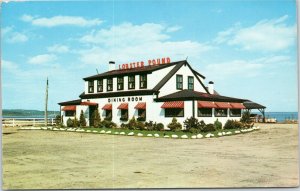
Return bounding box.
[2,123,299,189]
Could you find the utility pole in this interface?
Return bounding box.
[45,77,48,126]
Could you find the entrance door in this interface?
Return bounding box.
[89,106,97,127]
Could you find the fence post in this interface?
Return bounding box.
[51,118,54,126]
[12,119,15,127]
[33,119,35,126]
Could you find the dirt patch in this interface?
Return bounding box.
[2,123,299,189]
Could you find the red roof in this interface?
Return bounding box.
[230,103,246,109]
[117,103,128,110]
[215,102,232,109]
[81,102,98,106]
[62,105,76,111]
[134,102,146,109]
[161,101,184,109]
[198,101,216,108]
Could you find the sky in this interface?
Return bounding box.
[1,0,298,112]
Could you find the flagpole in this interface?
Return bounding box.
[45,77,48,126]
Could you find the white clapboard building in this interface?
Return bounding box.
[58,58,266,128]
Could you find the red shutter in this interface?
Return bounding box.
[62,105,76,111]
[117,103,128,110]
[161,101,184,108]
[134,102,146,109]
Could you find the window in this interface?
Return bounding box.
[230,109,242,117]
[97,79,103,92]
[176,75,183,90]
[215,109,228,117]
[117,77,124,90]
[107,78,113,91]
[198,108,212,117]
[88,81,94,93]
[165,108,184,117]
[65,111,75,117]
[137,109,146,121]
[120,109,128,121]
[188,76,194,90]
[140,74,147,89]
[128,75,135,89]
[105,110,112,121]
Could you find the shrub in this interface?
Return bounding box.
[224,120,243,129]
[201,123,215,132]
[214,119,222,130]
[154,123,164,131]
[73,117,79,127]
[120,123,128,129]
[189,127,200,134]
[100,120,117,128]
[79,110,87,127]
[167,118,182,132]
[136,121,146,130]
[92,108,101,127]
[240,111,252,124]
[55,115,61,126]
[145,121,154,130]
[183,117,201,132]
[128,116,137,128]
[67,118,73,127]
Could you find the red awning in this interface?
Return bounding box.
[81,102,98,106]
[161,101,184,109]
[215,102,232,109]
[198,101,216,108]
[117,103,128,110]
[102,104,112,110]
[134,102,146,109]
[62,105,76,111]
[230,103,246,109]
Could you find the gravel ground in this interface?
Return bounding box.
[2,123,299,189]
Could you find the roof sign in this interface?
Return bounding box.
[118,57,171,70]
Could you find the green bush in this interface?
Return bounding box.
[79,110,87,127]
[145,121,155,130]
[214,119,222,130]
[167,118,182,132]
[136,121,146,130]
[100,120,116,128]
[183,117,201,132]
[154,123,164,131]
[128,116,137,128]
[189,127,200,134]
[73,117,79,127]
[67,118,73,127]
[55,115,62,126]
[224,120,243,129]
[201,123,215,132]
[240,111,252,124]
[92,108,101,127]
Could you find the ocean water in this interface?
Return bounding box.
[253,112,298,122]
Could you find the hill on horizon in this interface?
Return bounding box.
[2,109,60,117]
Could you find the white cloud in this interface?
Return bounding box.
[7,32,28,43]
[28,54,57,65]
[78,22,213,65]
[47,44,69,53]
[166,25,182,32]
[2,59,19,70]
[2,26,13,37]
[21,14,103,27]
[215,15,296,52]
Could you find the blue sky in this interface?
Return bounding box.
[1,0,298,112]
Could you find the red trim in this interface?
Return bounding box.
[230,103,246,109]
[198,101,216,108]
[102,104,112,110]
[117,103,128,110]
[161,101,184,109]
[215,102,232,109]
[81,102,98,106]
[62,105,76,111]
[134,102,146,109]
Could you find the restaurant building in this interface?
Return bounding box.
[58,58,266,128]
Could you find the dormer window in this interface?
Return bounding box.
[97,79,103,92]
[140,74,147,89]
[107,78,113,91]
[88,81,94,93]
[176,75,183,90]
[117,77,124,90]
[128,75,135,89]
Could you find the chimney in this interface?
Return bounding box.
[108,61,115,71]
[208,81,214,94]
